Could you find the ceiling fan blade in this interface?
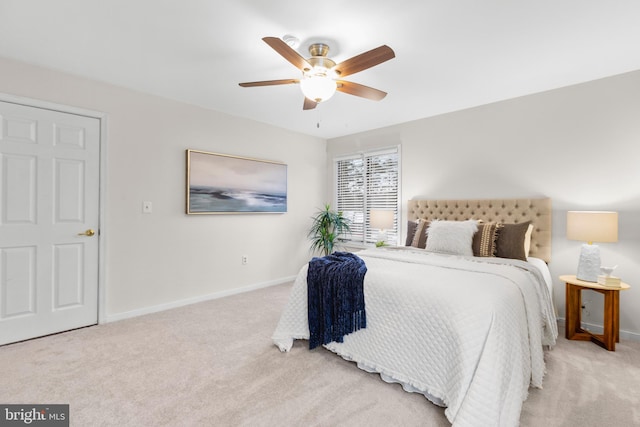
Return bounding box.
[239,79,299,87]
[333,45,395,77]
[263,37,312,71]
[303,97,318,110]
[336,81,387,101]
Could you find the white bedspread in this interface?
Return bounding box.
[272,248,557,427]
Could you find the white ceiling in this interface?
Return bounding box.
[1,0,639,139]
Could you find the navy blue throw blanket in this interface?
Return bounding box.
[307,251,367,350]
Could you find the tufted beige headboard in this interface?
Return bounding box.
[407,198,552,263]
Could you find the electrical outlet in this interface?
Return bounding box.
[242,255,248,265]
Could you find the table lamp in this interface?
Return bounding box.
[370,209,394,246]
[566,211,618,282]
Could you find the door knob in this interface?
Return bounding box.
[78,229,96,237]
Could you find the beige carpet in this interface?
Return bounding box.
[1,282,639,427]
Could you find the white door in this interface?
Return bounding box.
[0,100,100,345]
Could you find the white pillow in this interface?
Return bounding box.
[426,220,479,256]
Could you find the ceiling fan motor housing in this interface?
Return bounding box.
[304,43,337,73]
[305,57,336,74]
[309,43,329,57]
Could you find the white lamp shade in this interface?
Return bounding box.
[300,74,337,103]
[370,210,394,230]
[567,211,618,243]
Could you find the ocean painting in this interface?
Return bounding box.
[187,150,287,214]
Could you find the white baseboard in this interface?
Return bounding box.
[104,276,296,323]
[556,318,640,342]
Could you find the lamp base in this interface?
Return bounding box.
[576,243,600,282]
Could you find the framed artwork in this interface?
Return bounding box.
[186,149,287,214]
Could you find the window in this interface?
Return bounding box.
[335,146,400,246]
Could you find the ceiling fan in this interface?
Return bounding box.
[239,37,395,110]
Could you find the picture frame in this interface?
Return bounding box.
[186,149,287,214]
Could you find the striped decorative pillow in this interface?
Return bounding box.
[405,220,418,246]
[472,222,503,257]
[410,220,430,248]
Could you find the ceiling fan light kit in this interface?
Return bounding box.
[300,74,337,103]
[239,36,395,110]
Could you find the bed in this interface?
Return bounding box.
[273,198,557,427]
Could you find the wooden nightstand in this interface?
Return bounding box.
[561,274,630,351]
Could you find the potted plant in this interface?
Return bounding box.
[308,204,351,256]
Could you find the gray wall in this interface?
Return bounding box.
[328,70,640,339]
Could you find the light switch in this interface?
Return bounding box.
[142,201,153,214]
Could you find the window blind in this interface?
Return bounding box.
[335,147,399,245]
